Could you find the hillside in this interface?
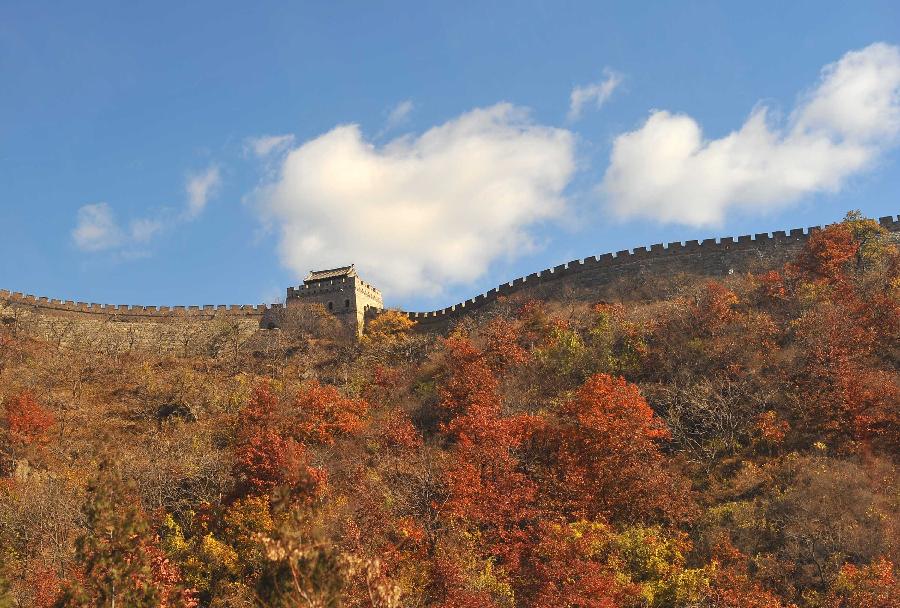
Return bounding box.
[0,212,898,608]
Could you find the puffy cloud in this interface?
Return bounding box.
[568,68,622,121]
[245,134,296,158]
[601,43,900,226]
[256,103,576,296]
[72,203,122,251]
[185,165,221,218]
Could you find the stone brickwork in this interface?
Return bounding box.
[401,214,900,327]
[2,214,897,341]
[285,265,384,336]
[0,295,266,354]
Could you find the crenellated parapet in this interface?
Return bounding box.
[402,214,900,325]
[0,290,279,323]
[4,214,898,333]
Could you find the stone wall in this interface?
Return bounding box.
[3,214,898,342]
[286,276,384,336]
[0,291,274,354]
[402,214,900,327]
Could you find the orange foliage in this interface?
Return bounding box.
[793,224,859,284]
[3,391,55,445]
[232,385,327,498]
[290,380,369,445]
[695,281,740,330]
[824,557,899,608]
[545,374,692,523]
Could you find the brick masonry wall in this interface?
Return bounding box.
[3,214,898,341]
[402,215,900,326]
[0,293,277,353]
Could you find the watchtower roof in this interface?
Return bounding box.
[304,265,357,283]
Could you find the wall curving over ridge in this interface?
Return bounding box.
[402,215,900,326]
[2,214,899,333]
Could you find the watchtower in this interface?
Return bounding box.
[285,265,383,336]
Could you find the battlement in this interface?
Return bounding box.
[3,214,898,332]
[0,290,279,321]
[286,267,384,336]
[286,276,382,299]
[402,214,900,324]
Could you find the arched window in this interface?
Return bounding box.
[328,301,333,311]
[344,299,350,308]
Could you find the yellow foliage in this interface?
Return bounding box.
[222,494,275,557]
[364,310,416,344]
[611,526,713,607]
[471,559,515,608]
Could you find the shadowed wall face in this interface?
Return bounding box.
[285,275,384,336]
[2,215,898,337]
[401,215,900,327]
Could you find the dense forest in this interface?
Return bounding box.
[0,212,897,607]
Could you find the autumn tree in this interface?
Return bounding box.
[791,223,859,285]
[54,469,193,608]
[539,374,693,524]
[232,384,326,499]
[3,391,55,446]
[364,310,416,344]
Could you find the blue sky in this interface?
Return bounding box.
[1,2,899,310]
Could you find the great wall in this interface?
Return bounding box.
[2,214,899,349]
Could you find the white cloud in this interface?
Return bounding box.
[72,204,164,252]
[385,100,414,130]
[185,165,221,218]
[245,134,296,158]
[73,164,221,254]
[255,103,576,296]
[72,203,123,251]
[568,68,622,121]
[601,42,900,226]
[129,218,163,243]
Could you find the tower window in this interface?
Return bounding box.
[344,299,350,308]
[328,301,333,311]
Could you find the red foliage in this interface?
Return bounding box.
[365,364,404,403]
[520,522,641,608]
[3,391,55,445]
[21,562,64,608]
[706,566,787,608]
[381,409,423,450]
[429,556,507,608]
[824,557,899,608]
[792,304,900,448]
[146,539,199,608]
[543,374,692,523]
[290,380,369,445]
[438,337,500,422]
[232,385,327,498]
[438,337,540,571]
[755,410,790,446]
[793,224,859,284]
[482,317,530,371]
[758,270,788,301]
